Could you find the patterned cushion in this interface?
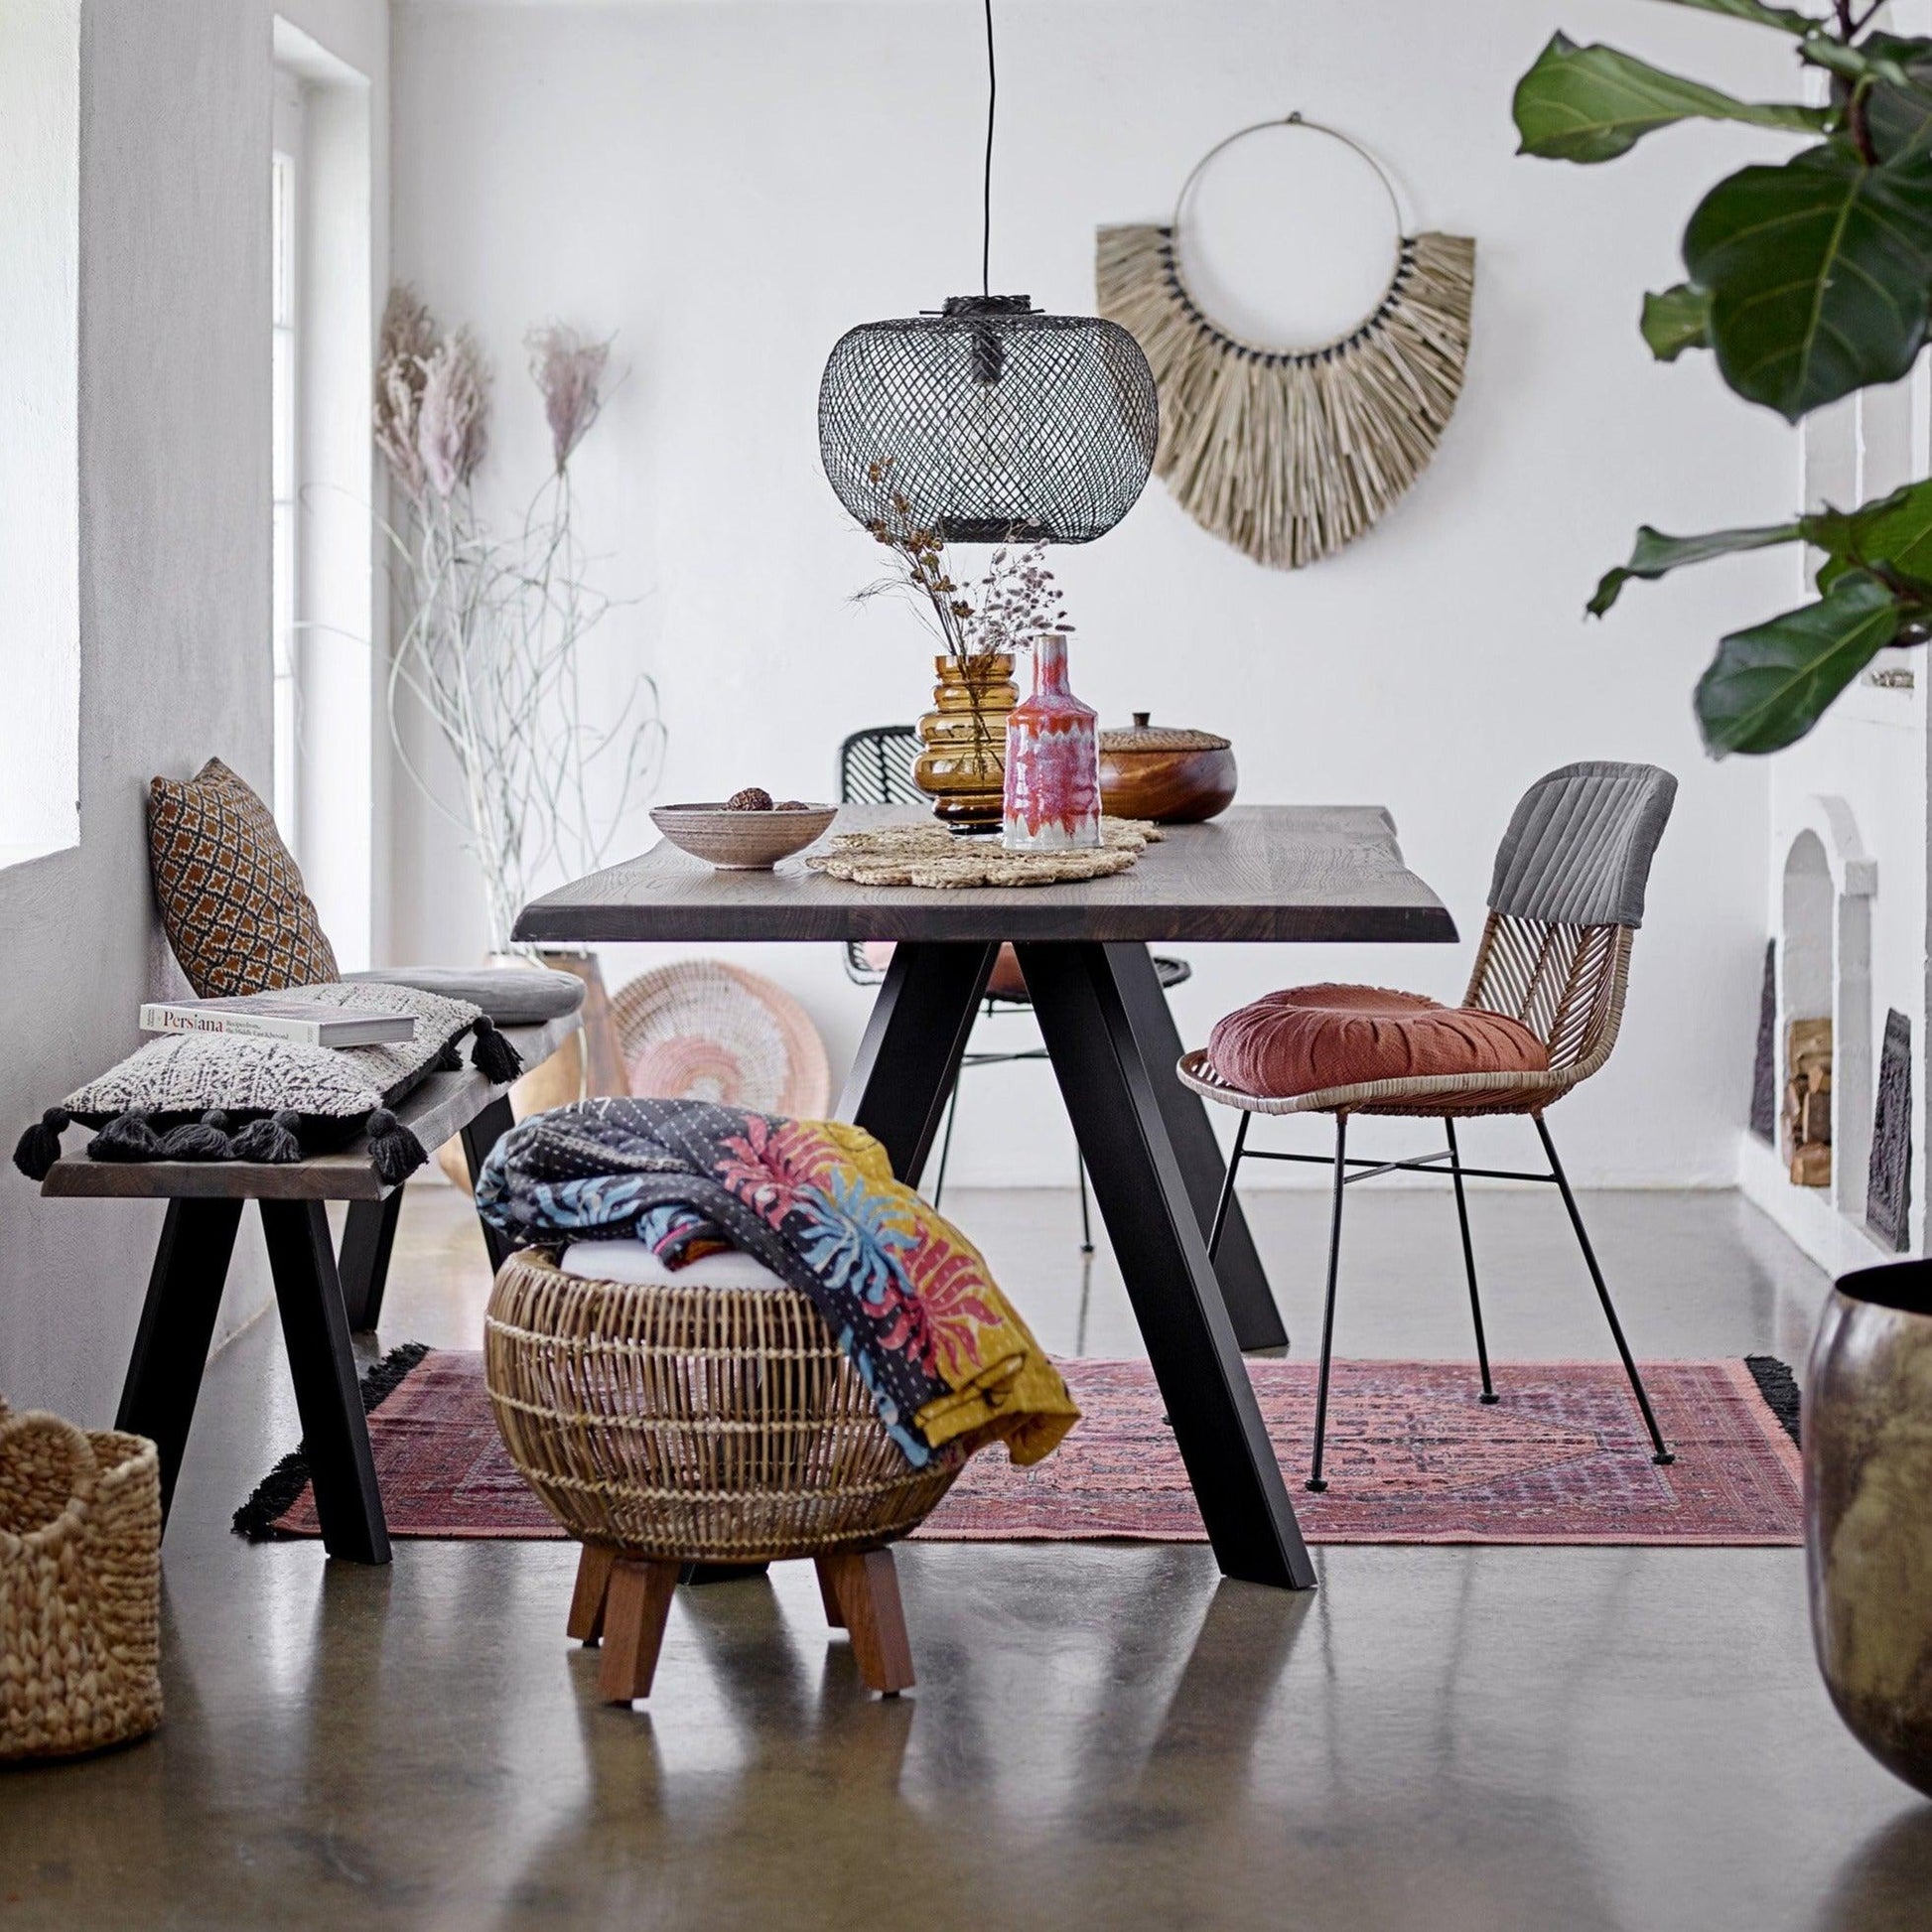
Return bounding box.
[15,984,523,1183]
[61,983,483,1131]
[148,758,339,997]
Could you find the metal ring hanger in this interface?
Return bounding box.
[1172,112,1407,261]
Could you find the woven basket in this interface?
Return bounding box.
[1,1399,162,1761]
[483,1251,962,1563]
[612,959,830,1118]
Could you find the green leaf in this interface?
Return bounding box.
[1851,34,1932,161]
[1513,33,1832,162]
[1695,570,1902,755]
[1813,477,1932,591]
[1801,38,1917,91]
[1645,0,1822,31]
[1683,145,1932,420]
[1641,283,1715,359]
[1589,520,1803,616]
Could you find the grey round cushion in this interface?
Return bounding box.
[348,966,587,1025]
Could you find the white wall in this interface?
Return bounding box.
[0,0,389,1421]
[389,0,1804,1187]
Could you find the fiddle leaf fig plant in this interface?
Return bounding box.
[1514,2,1932,755]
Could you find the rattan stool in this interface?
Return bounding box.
[483,1250,963,1701]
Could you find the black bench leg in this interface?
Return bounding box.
[116,1198,244,1527]
[339,1189,404,1332]
[462,1093,517,1274]
[260,1200,391,1564]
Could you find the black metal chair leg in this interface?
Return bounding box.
[1534,1115,1675,1466]
[1445,1119,1498,1405]
[932,1076,963,1210]
[1206,1113,1250,1262]
[1307,1115,1348,1494]
[1076,1153,1095,1255]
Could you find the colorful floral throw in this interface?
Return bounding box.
[474,1097,1078,1470]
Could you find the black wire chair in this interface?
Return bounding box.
[838,725,1192,1254]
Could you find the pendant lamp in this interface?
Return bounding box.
[817,1,1158,545]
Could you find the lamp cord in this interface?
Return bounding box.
[981,0,995,297]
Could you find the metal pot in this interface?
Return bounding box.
[1807,1257,1932,1799]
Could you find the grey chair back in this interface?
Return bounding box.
[1486,760,1677,931]
[837,726,921,983]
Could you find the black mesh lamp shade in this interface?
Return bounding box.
[818,294,1160,544]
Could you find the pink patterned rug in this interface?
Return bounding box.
[239,1350,1803,1547]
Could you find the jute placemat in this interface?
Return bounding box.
[806,818,1164,889]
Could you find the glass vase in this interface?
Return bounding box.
[913,652,1017,833]
[1003,631,1101,851]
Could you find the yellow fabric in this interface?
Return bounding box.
[805,1121,1080,1466]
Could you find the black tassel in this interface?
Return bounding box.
[365,1107,428,1185]
[469,1016,523,1085]
[158,1109,236,1163]
[88,1112,165,1163]
[433,1039,463,1073]
[233,1109,305,1165]
[13,1106,70,1181]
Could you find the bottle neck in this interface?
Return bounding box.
[1033,631,1070,696]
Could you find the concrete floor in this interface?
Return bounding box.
[6,1173,1932,1931]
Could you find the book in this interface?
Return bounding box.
[138,999,417,1049]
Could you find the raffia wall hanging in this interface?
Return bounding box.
[1096,114,1474,570]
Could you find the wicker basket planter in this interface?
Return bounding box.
[484,1250,960,1701]
[1,1400,162,1762]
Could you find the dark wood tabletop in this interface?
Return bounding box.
[514,804,1458,947]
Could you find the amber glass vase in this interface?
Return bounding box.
[913,652,1017,832]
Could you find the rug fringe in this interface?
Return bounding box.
[231,1341,430,1542]
[1743,1354,1802,1449]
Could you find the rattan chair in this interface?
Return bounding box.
[1179,761,1679,1492]
[838,725,1191,1252]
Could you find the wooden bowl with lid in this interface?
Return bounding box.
[1098,715,1237,823]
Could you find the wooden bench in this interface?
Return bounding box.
[39,1014,580,1565]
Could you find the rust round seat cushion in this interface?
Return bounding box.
[1206,984,1550,1100]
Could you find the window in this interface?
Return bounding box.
[271,80,305,843]
[0,2,80,869]
[271,21,375,965]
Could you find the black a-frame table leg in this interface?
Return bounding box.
[1105,942,1288,1352]
[260,1199,391,1564]
[116,1198,245,1523]
[838,940,999,1186]
[1017,941,1315,1589]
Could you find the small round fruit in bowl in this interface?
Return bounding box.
[650,794,839,870]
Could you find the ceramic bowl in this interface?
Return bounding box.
[649,802,838,870]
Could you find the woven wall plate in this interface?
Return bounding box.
[1096,115,1474,571]
[806,817,1163,890]
[612,960,830,1116]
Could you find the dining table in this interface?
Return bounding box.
[516,802,1457,1589]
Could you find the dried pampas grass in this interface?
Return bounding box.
[1096,226,1474,570]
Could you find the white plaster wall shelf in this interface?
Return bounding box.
[1743,794,1891,1279]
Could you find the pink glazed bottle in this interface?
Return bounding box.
[1003,630,1101,851]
